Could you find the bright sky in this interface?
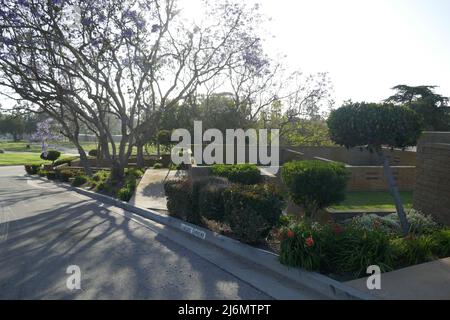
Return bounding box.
[2,0,449,109]
[256,0,450,106]
[183,0,450,107]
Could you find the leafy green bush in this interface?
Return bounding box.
[40,150,61,164]
[211,164,262,185]
[57,169,84,182]
[125,168,144,179]
[327,102,423,150]
[346,210,441,236]
[72,175,88,187]
[54,156,78,167]
[153,163,163,169]
[24,164,41,175]
[281,160,349,218]
[223,184,284,244]
[45,171,58,180]
[389,235,436,269]
[164,179,196,223]
[0,149,4,153]
[430,229,450,258]
[118,187,133,202]
[193,177,230,221]
[280,222,394,277]
[38,169,47,177]
[88,149,98,157]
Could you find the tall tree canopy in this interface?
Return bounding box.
[386,85,450,131]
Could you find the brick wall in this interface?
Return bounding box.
[413,132,450,226]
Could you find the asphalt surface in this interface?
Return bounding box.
[0,166,270,300]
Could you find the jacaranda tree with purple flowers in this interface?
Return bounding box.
[0,0,267,179]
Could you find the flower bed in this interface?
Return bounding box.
[24,165,144,202]
[279,212,450,280]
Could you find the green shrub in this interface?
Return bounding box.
[0,149,4,153]
[346,211,441,236]
[88,149,98,157]
[54,156,78,167]
[91,170,110,182]
[193,177,230,221]
[430,229,450,258]
[279,222,323,271]
[72,175,88,187]
[38,169,47,177]
[389,235,436,269]
[164,179,196,223]
[327,102,423,150]
[153,163,163,169]
[40,150,61,164]
[24,164,41,175]
[223,183,284,244]
[281,160,349,219]
[280,222,394,277]
[211,164,262,185]
[125,168,144,179]
[45,171,58,180]
[56,169,84,182]
[118,187,133,202]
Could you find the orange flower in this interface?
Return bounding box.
[305,236,314,247]
[287,230,295,238]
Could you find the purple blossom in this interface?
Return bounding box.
[151,24,160,33]
[122,28,134,38]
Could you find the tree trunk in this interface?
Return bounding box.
[111,159,125,182]
[136,143,145,168]
[77,146,93,177]
[378,149,410,235]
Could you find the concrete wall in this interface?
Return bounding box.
[413,132,450,226]
[280,146,417,192]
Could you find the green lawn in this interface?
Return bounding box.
[0,153,51,166]
[0,140,157,155]
[330,191,413,211]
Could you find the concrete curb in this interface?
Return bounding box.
[30,176,377,300]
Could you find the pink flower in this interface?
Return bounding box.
[305,236,314,247]
[287,230,295,239]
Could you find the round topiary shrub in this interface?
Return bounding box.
[88,149,98,157]
[223,183,284,244]
[195,177,230,222]
[281,160,349,219]
[210,164,262,185]
[40,150,61,164]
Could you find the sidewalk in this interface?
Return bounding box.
[129,168,186,210]
[346,257,450,299]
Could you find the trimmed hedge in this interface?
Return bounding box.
[223,183,285,244]
[193,177,230,222]
[88,149,98,157]
[164,179,196,223]
[281,160,349,218]
[211,164,262,185]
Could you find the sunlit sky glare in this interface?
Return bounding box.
[1,0,449,110]
[183,0,450,107]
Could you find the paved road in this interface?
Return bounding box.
[0,166,269,300]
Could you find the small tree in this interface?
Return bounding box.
[281,160,349,220]
[327,102,423,235]
[41,150,61,166]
